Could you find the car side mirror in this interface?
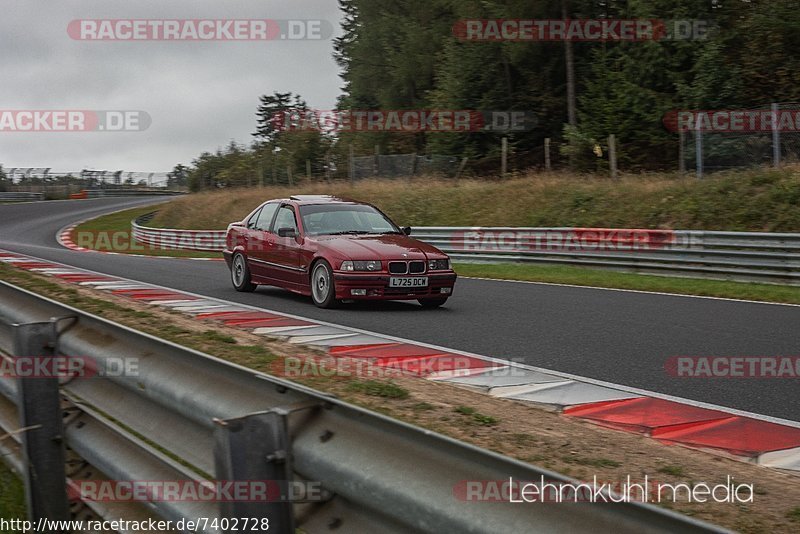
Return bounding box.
[402,226,412,236]
[278,227,297,238]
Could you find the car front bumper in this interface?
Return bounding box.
[332,272,457,300]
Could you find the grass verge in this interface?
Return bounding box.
[155,166,800,231]
[455,262,800,304]
[0,463,25,521]
[70,206,220,259]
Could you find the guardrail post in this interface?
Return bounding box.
[12,321,70,529]
[214,411,295,533]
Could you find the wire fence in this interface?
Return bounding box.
[351,154,462,180]
[680,102,800,177]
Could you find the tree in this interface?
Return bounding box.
[167,164,189,188]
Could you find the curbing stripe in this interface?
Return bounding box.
[490,381,641,408]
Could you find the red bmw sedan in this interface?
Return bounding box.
[223,195,456,308]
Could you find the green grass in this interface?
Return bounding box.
[454,262,800,304]
[202,330,238,344]
[0,463,25,521]
[454,405,499,426]
[657,465,686,477]
[346,380,410,399]
[788,507,800,523]
[71,206,220,259]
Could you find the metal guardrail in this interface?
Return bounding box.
[412,227,800,285]
[0,192,44,201]
[0,281,723,533]
[83,189,184,198]
[132,214,227,252]
[131,217,800,285]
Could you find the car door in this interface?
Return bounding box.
[247,202,279,280]
[266,204,305,288]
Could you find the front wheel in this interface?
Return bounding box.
[311,260,339,308]
[418,297,448,308]
[231,253,257,292]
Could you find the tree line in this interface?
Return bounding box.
[184,0,800,190]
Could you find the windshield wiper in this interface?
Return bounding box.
[325,230,371,236]
[377,231,403,235]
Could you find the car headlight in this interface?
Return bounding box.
[340,260,382,272]
[428,258,450,271]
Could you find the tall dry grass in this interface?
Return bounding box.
[149,167,800,232]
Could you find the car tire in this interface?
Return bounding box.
[231,253,257,293]
[418,297,448,308]
[311,260,339,309]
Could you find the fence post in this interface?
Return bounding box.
[544,138,551,171]
[608,134,618,179]
[501,137,508,178]
[325,152,332,182]
[679,130,686,174]
[456,157,469,181]
[374,145,380,177]
[349,145,355,184]
[287,165,294,187]
[13,322,70,529]
[695,128,703,179]
[772,102,781,168]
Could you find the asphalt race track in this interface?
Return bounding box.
[1,198,798,421]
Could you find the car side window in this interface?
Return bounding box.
[272,205,298,233]
[246,208,262,229]
[255,203,279,231]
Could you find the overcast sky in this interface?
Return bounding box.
[0,1,343,172]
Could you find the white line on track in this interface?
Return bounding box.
[461,275,800,308]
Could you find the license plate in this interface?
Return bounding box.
[389,277,428,288]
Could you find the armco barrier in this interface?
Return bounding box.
[80,189,185,198]
[0,192,44,201]
[132,213,227,252]
[131,217,800,285]
[0,280,724,533]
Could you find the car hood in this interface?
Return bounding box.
[314,234,444,260]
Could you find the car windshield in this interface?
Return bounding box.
[300,204,401,236]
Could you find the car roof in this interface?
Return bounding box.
[283,195,361,206]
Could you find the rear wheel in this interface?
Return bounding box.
[311,260,339,308]
[418,297,448,308]
[231,253,257,292]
